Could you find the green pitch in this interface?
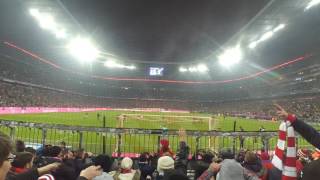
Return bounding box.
[0,111,314,154]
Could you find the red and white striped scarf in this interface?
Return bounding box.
[271,121,297,180]
[38,174,55,180]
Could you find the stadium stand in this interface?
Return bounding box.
[1,0,320,179]
[1,78,320,122]
[1,109,320,180]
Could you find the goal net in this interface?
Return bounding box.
[117,114,219,131]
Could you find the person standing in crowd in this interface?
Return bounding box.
[275,104,320,180]
[153,156,175,180]
[92,154,114,180]
[138,152,154,180]
[198,148,260,180]
[9,152,34,174]
[15,140,25,153]
[159,139,174,157]
[259,126,268,152]
[111,157,140,180]
[239,126,245,149]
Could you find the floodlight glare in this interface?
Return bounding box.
[305,0,320,10]
[104,60,117,68]
[218,46,242,67]
[249,23,285,50]
[259,31,274,42]
[29,8,40,17]
[67,37,99,63]
[249,41,258,49]
[104,60,136,70]
[179,67,187,72]
[197,64,208,72]
[273,24,286,32]
[38,14,57,30]
[55,29,67,39]
[127,65,136,70]
[188,67,197,72]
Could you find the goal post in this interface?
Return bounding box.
[118,113,214,130]
[117,113,221,151]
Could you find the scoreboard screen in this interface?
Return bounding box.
[149,67,164,76]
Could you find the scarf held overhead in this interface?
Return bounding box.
[271,121,297,180]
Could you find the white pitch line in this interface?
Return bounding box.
[122,114,211,119]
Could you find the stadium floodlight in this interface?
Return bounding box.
[273,24,286,32]
[104,60,118,68]
[197,64,208,72]
[127,65,136,70]
[259,31,274,42]
[218,46,242,67]
[249,23,285,49]
[104,60,136,70]
[188,67,197,72]
[29,8,40,17]
[38,14,57,30]
[67,37,99,63]
[305,0,320,10]
[29,8,68,40]
[179,67,188,72]
[249,41,258,49]
[55,29,67,39]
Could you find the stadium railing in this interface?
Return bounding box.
[0,119,314,157]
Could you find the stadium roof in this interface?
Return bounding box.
[0,0,319,82]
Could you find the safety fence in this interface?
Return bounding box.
[0,119,314,157]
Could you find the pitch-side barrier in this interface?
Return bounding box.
[0,119,314,158]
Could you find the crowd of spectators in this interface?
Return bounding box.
[0,81,189,109]
[205,96,320,122]
[2,108,320,180]
[1,79,320,122]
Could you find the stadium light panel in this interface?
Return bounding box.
[67,37,99,63]
[273,24,286,32]
[197,64,208,72]
[127,65,136,70]
[305,0,320,10]
[179,67,188,72]
[259,31,274,42]
[249,24,285,49]
[218,46,242,67]
[104,60,135,70]
[188,67,197,72]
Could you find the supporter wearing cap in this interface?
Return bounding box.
[111,157,140,180]
[152,156,175,180]
[157,156,174,174]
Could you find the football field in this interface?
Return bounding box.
[0,110,314,154]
